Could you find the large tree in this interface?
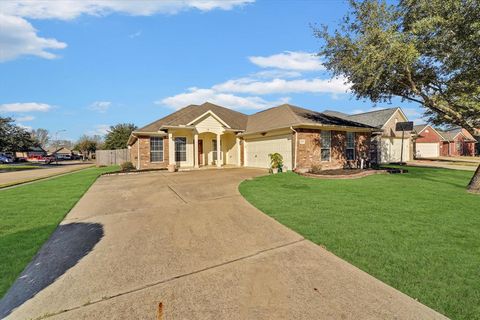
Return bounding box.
[315,0,480,192]
[74,135,102,160]
[0,117,36,152]
[104,123,137,150]
[30,128,49,148]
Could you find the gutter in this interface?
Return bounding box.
[290,126,298,170]
[238,123,375,137]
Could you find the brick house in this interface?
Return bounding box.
[413,125,477,157]
[127,102,374,171]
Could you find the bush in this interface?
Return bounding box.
[269,153,283,169]
[120,161,135,172]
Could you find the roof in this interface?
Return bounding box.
[136,102,248,133]
[346,108,399,128]
[413,124,428,134]
[438,130,459,141]
[244,104,374,134]
[322,110,349,118]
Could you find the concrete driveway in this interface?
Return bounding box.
[3,168,447,319]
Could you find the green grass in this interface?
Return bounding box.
[239,167,480,320]
[0,166,118,297]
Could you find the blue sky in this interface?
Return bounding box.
[0,0,423,141]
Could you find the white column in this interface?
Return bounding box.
[168,132,175,165]
[216,133,221,167]
[194,133,199,168]
[236,137,241,166]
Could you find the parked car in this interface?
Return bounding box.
[0,154,13,164]
[28,155,55,164]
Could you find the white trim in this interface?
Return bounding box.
[187,110,231,128]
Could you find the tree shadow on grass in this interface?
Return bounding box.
[0,222,103,318]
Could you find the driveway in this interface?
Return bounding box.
[3,168,447,319]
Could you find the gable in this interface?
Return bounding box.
[192,113,226,134]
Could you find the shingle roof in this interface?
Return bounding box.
[136,102,248,132]
[413,124,428,134]
[322,110,349,118]
[438,130,458,141]
[346,108,399,128]
[244,104,373,134]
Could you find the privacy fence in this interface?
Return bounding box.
[96,149,129,166]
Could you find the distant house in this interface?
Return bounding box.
[413,125,477,157]
[413,124,445,158]
[324,107,412,164]
[15,146,47,160]
[438,128,476,157]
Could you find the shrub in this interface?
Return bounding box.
[269,153,283,169]
[120,161,135,172]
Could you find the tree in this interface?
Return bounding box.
[314,0,480,192]
[74,135,102,160]
[104,123,137,150]
[0,117,36,152]
[31,128,49,148]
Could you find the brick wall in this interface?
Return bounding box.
[416,127,442,143]
[129,135,169,169]
[296,129,371,171]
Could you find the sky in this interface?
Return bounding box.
[0,0,425,142]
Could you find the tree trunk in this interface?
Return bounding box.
[467,164,480,193]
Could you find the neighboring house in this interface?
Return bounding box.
[324,107,412,164]
[48,147,73,159]
[413,124,445,158]
[15,146,47,160]
[438,128,476,157]
[127,102,374,171]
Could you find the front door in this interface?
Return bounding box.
[198,140,203,165]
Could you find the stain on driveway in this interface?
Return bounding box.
[4,168,448,319]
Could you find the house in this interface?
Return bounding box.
[413,124,445,158]
[15,146,47,160]
[48,147,73,159]
[127,102,375,171]
[324,107,412,164]
[438,127,476,157]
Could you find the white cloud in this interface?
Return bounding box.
[0,0,252,62]
[0,102,52,113]
[213,77,349,95]
[0,13,67,62]
[128,30,142,39]
[89,101,112,113]
[15,115,35,122]
[88,124,110,136]
[17,123,32,131]
[251,69,302,79]
[249,51,324,71]
[158,87,289,110]
[0,1,254,20]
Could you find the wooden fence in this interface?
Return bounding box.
[96,149,130,166]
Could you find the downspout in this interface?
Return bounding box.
[290,127,298,170]
[137,135,140,170]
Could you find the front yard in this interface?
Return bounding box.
[0,166,117,298]
[239,166,480,320]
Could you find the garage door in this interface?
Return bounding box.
[245,135,292,170]
[416,143,439,158]
[380,138,410,163]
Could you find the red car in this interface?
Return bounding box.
[28,155,55,164]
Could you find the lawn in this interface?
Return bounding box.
[0,166,118,297]
[0,164,42,172]
[239,166,480,320]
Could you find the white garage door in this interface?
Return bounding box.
[416,143,439,158]
[245,135,292,170]
[380,138,410,163]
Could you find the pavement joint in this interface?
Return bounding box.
[35,238,305,320]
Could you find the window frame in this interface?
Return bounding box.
[346,131,356,161]
[320,130,331,162]
[174,137,187,162]
[150,136,164,162]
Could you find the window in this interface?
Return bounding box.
[456,141,462,154]
[150,137,163,162]
[175,137,187,162]
[346,132,355,160]
[321,130,331,161]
